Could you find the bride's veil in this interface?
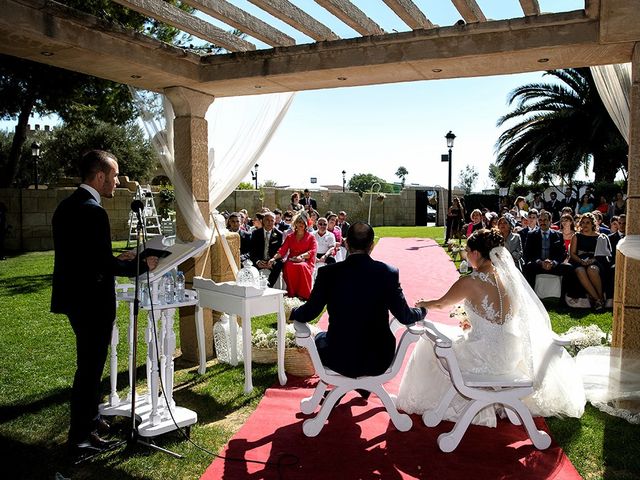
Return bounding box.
[490,246,585,418]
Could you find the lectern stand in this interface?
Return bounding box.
[100,236,207,437]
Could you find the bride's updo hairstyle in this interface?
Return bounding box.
[466,228,504,260]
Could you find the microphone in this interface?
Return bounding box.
[131,199,144,213]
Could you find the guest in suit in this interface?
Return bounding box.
[227,212,251,261]
[300,188,318,211]
[561,187,578,212]
[523,210,572,293]
[337,211,350,240]
[517,208,538,251]
[51,150,159,458]
[545,191,562,223]
[290,222,425,380]
[249,211,283,287]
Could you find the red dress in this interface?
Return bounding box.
[278,231,318,300]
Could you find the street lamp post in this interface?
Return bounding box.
[342,170,346,192]
[445,131,456,208]
[367,182,381,224]
[251,163,259,189]
[31,141,41,190]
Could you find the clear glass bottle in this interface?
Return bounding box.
[175,270,185,302]
[163,272,175,304]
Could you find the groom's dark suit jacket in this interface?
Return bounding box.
[290,253,424,378]
[51,187,140,320]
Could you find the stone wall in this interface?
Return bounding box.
[0,185,448,252]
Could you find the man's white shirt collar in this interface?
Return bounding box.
[80,184,101,204]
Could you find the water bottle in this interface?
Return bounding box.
[459,259,469,274]
[163,272,175,304]
[175,271,186,302]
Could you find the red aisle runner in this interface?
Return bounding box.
[201,238,581,480]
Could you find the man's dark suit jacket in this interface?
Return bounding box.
[524,228,566,264]
[545,199,562,221]
[608,231,623,257]
[249,227,283,264]
[51,187,140,320]
[300,196,317,210]
[290,253,424,378]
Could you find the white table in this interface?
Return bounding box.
[193,277,288,393]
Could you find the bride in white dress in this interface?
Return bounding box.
[397,228,585,427]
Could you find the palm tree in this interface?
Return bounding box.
[395,166,409,187]
[495,68,627,185]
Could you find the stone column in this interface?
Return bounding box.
[611,43,640,411]
[164,86,214,363]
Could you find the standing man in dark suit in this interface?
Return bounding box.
[523,210,572,292]
[290,222,425,381]
[51,150,158,459]
[545,191,562,223]
[300,188,317,211]
[337,210,350,241]
[249,211,283,287]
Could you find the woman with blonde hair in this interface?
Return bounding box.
[269,212,317,300]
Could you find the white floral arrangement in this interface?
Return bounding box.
[284,296,305,321]
[376,192,386,201]
[450,304,471,331]
[252,323,319,349]
[561,324,609,355]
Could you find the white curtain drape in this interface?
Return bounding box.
[131,88,295,241]
[591,63,632,144]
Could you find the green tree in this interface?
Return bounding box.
[236,182,254,190]
[347,173,393,195]
[0,0,207,187]
[262,179,278,187]
[495,68,627,185]
[488,162,505,188]
[395,166,409,187]
[458,164,479,194]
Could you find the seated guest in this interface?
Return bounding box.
[289,192,304,212]
[249,212,283,287]
[249,212,263,232]
[326,213,343,256]
[523,210,572,294]
[517,208,538,251]
[553,206,574,228]
[239,209,249,231]
[290,222,425,379]
[227,212,251,260]
[485,211,499,229]
[596,195,609,218]
[307,208,320,231]
[568,212,611,311]
[557,213,576,255]
[561,187,578,212]
[269,212,317,300]
[606,216,625,303]
[337,210,350,240]
[313,217,337,264]
[273,208,286,231]
[577,194,594,214]
[531,192,545,211]
[545,191,562,223]
[592,210,610,235]
[465,209,484,237]
[497,214,523,271]
[608,192,626,218]
[279,210,294,234]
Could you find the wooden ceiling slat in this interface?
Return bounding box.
[519,0,541,17]
[382,0,434,30]
[315,0,385,36]
[181,0,295,47]
[450,0,487,23]
[248,0,339,41]
[111,0,256,51]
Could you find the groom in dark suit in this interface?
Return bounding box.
[51,150,158,459]
[249,211,283,287]
[290,222,425,380]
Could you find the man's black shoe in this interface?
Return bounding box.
[95,417,112,436]
[68,432,120,464]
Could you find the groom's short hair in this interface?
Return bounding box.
[347,222,374,252]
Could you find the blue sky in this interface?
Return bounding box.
[3,0,589,191]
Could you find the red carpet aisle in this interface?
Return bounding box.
[201,238,581,480]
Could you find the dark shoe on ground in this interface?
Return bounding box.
[95,417,112,436]
[67,432,120,464]
[594,299,605,312]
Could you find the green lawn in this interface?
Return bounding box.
[0,229,638,479]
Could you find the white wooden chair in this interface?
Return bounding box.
[421,320,560,453]
[534,273,562,299]
[293,318,424,437]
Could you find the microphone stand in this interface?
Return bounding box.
[125,205,182,459]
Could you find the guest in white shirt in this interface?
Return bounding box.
[313,217,337,264]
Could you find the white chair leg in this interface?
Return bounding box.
[504,406,522,425]
[438,400,487,453]
[301,382,327,414]
[506,401,552,449]
[423,385,456,427]
[372,386,413,432]
[302,386,349,437]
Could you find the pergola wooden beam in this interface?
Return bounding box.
[382,0,434,30]
[248,0,339,41]
[315,0,385,36]
[519,0,541,17]
[451,0,487,23]
[180,0,295,47]
[111,0,256,51]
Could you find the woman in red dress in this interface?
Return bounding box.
[269,212,317,300]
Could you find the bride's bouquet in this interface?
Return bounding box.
[450,304,471,331]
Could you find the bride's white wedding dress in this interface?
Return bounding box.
[397,246,585,427]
